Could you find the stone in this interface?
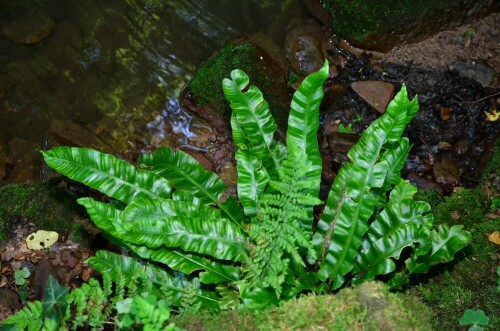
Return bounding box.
[328,132,359,154]
[1,10,55,44]
[284,19,328,74]
[50,119,113,153]
[181,33,290,135]
[351,81,395,114]
[322,1,499,52]
[433,157,461,186]
[452,60,497,87]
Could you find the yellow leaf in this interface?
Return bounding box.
[484,109,499,122]
[26,230,59,250]
[488,231,500,245]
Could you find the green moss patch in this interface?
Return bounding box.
[0,183,88,244]
[188,41,289,129]
[173,281,432,330]
[413,142,500,330]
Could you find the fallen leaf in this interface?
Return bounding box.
[488,231,500,245]
[484,109,499,122]
[26,230,59,250]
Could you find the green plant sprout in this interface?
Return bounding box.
[460,309,489,331]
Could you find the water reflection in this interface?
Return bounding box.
[0,0,306,183]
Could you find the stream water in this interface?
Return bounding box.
[0,0,311,184]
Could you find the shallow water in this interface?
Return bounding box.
[0,0,310,183]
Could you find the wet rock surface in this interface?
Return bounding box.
[284,19,328,74]
[319,0,499,52]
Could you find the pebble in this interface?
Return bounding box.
[351,81,395,114]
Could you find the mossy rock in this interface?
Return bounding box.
[321,0,499,52]
[181,33,290,133]
[173,281,432,330]
[0,182,89,244]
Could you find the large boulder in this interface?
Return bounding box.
[312,0,499,52]
[180,33,290,135]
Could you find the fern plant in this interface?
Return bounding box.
[36,60,470,311]
[1,273,178,330]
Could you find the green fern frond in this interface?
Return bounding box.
[245,145,322,297]
[1,301,43,330]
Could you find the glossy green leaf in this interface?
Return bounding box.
[77,197,121,234]
[354,224,429,282]
[222,69,285,179]
[379,138,411,191]
[120,216,247,261]
[120,197,220,226]
[138,147,243,226]
[407,224,471,274]
[286,59,328,198]
[316,85,420,289]
[131,245,240,284]
[42,147,171,204]
[235,148,269,216]
[237,282,278,310]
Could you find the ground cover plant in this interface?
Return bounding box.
[2,61,471,329]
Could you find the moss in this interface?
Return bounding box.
[188,42,289,129]
[411,153,499,330]
[0,183,88,244]
[173,281,432,330]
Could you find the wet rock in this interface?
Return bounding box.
[351,81,395,114]
[322,1,499,52]
[50,119,113,153]
[452,60,497,87]
[284,19,328,74]
[219,161,237,190]
[321,85,347,110]
[6,139,40,184]
[328,132,359,154]
[408,173,444,195]
[181,33,289,135]
[1,10,55,44]
[433,157,461,186]
[182,150,213,171]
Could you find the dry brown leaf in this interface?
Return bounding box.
[488,231,500,245]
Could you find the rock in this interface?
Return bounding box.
[328,132,359,154]
[50,119,112,153]
[433,157,461,186]
[182,150,213,171]
[219,161,237,191]
[284,19,328,74]
[322,1,499,52]
[452,60,497,87]
[408,173,444,195]
[321,85,347,110]
[351,81,395,114]
[1,10,55,44]
[181,33,290,135]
